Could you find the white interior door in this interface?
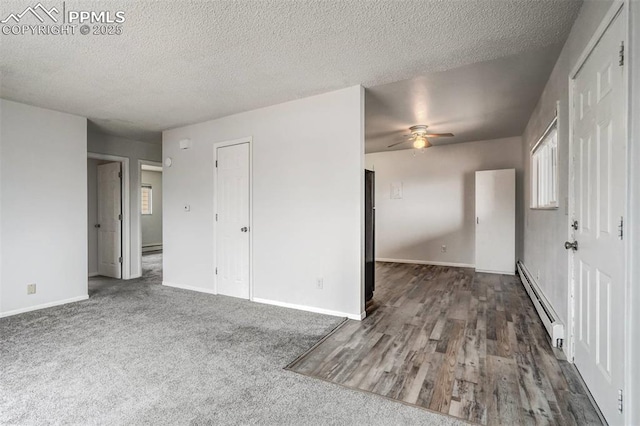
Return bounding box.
[570,9,625,423]
[475,169,515,274]
[215,143,250,299]
[97,162,122,278]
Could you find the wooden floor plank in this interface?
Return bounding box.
[287,262,602,426]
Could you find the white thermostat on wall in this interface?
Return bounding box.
[390,182,403,199]
[164,157,172,167]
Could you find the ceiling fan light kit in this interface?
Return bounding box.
[387,124,454,150]
[413,135,428,149]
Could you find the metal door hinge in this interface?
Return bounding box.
[618,389,623,413]
[118,257,123,264]
[215,267,218,275]
[215,213,218,221]
[118,214,122,221]
[215,160,218,168]
[118,171,122,178]
[619,41,624,66]
[619,217,624,240]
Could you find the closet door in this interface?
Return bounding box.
[475,169,515,274]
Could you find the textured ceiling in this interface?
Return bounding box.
[0,0,581,144]
[365,44,564,153]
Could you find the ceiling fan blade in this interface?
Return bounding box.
[387,140,409,148]
[425,133,454,137]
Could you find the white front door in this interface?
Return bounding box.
[97,162,122,278]
[475,169,516,274]
[570,8,626,423]
[215,143,250,299]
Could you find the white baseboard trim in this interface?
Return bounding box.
[376,258,475,269]
[88,272,99,277]
[162,281,217,295]
[0,295,89,318]
[476,268,516,276]
[252,297,363,321]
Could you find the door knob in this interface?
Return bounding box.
[564,241,578,251]
[240,227,248,232]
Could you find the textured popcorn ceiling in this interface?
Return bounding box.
[0,1,582,144]
[365,44,564,153]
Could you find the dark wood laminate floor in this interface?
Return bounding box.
[287,262,602,425]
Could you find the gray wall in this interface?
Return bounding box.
[365,136,523,267]
[87,132,162,278]
[0,100,87,316]
[141,170,163,249]
[521,0,613,330]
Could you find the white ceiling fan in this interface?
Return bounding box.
[387,125,454,149]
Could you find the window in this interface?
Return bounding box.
[141,184,152,215]
[531,116,558,209]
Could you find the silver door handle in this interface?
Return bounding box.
[241,227,248,232]
[564,241,578,251]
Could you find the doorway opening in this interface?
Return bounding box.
[139,161,163,280]
[87,153,129,281]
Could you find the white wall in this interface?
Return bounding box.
[365,137,523,267]
[141,170,163,249]
[163,85,364,318]
[521,0,613,333]
[0,100,87,316]
[87,133,162,278]
[87,158,99,276]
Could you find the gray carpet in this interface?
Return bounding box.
[0,253,464,425]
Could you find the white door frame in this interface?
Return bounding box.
[627,3,640,425]
[137,159,163,275]
[567,1,630,421]
[212,137,253,299]
[88,152,131,280]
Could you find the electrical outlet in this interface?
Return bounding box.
[27,283,36,295]
[441,245,447,253]
[316,278,323,290]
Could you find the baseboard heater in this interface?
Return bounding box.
[142,244,163,253]
[516,261,564,349]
